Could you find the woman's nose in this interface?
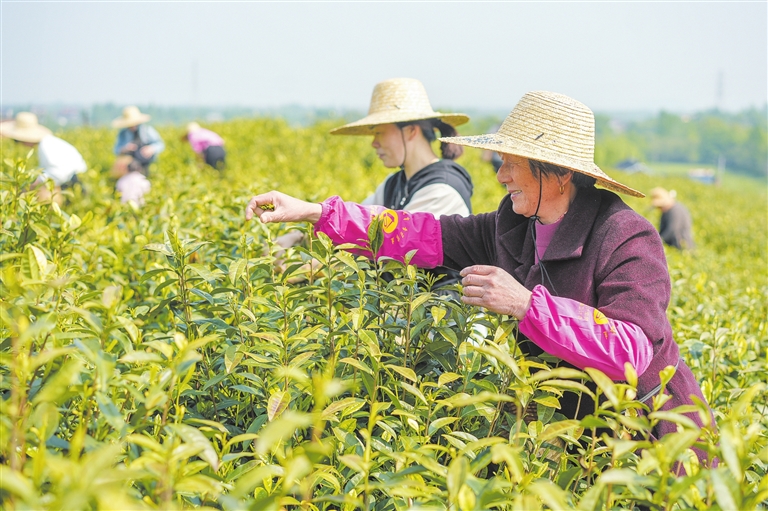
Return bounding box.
[497,163,510,184]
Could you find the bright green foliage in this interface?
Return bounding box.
[1,120,766,510]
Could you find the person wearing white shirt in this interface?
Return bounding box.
[1,112,87,204]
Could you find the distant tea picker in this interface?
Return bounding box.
[246,90,717,465]
[182,122,226,170]
[1,112,87,205]
[112,106,165,175]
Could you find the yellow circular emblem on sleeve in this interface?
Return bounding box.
[380,209,399,234]
[593,309,609,325]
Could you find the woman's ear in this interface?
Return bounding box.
[404,124,420,142]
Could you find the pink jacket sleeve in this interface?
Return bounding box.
[314,196,443,268]
[519,285,653,381]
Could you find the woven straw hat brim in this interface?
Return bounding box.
[0,120,52,143]
[441,133,644,198]
[331,111,469,136]
[112,113,151,129]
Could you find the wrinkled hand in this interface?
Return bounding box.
[460,265,532,319]
[245,191,323,224]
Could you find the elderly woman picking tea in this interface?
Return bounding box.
[245,91,715,464]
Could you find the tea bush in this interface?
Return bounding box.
[1,120,766,510]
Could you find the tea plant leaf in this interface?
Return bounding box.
[0,466,38,504]
[430,306,447,326]
[339,357,374,376]
[338,454,370,474]
[228,258,248,285]
[530,367,587,382]
[143,243,173,256]
[188,263,217,282]
[115,316,140,344]
[94,392,128,435]
[409,293,432,312]
[166,423,220,472]
[267,390,291,421]
[25,244,47,280]
[255,411,312,456]
[471,343,520,378]
[584,367,620,408]
[191,288,214,304]
[539,419,580,442]
[400,381,428,406]
[119,351,164,364]
[525,479,572,510]
[438,372,461,387]
[447,455,469,502]
[224,345,244,374]
[334,251,359,271]
[321,397,366,421]
[385,364,417,383]
[533,395,560,409]
[710,468,740,511]
[428,416,459,436]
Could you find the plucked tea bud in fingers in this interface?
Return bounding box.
[261,203,275,211]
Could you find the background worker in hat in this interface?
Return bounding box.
[0,112,87,205]
[112,106,165,174]
[182,122,226,170]
[650,187,695,250]
[276,77,474,293]
[245,90,715,466]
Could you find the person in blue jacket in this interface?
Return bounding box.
[112,106,164,174]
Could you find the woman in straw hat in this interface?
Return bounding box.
[276,77,474,293]
[182,122,226,170]
[0,111,87,205]
[245,91,715,465]
[112,106,165,173]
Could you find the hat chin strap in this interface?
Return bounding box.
[528,173,559,295]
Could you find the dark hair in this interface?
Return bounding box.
[528,159,596,188]
[396,119,464,160]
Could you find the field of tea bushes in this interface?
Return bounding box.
[1,119,766,510]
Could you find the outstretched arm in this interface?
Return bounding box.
[245,191,323,224]
[245,193,443,268]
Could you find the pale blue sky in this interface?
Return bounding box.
[2,1,766,113]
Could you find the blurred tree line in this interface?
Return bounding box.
[5,102,765,178]
[594,107,768,178]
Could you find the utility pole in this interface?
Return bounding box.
[192,59,199,107]
[716,71,724,111]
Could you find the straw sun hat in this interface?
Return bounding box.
[0,112,52,143]
[650,187,676,208]
[330,78,469,136]
[440,91,644,197]
[112,106,151,129]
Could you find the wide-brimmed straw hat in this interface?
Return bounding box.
[112,106,151,129]
[440,91,644,197]
[0,112,52,143]
[330,78,469,136]
[650,187,676,208]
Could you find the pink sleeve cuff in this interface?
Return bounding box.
[314,196,443,268]
[519,285,653,381]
